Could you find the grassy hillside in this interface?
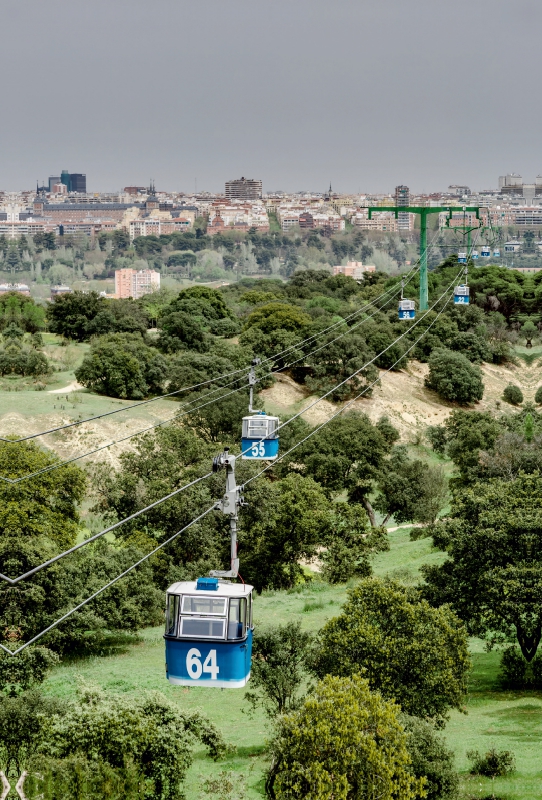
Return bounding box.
[42,524,542,800]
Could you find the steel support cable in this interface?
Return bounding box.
[0,276,414,575]
[0,258,448,584]
[0,260,422,485]
[1,242,435,445]
[0,505,217,656]
[245,278,461,487]
[0,471,213,586]
[259,264,467,445]
[0,266,460,656]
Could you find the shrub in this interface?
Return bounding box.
[312,578,470,720]
[535,385,542,405]
[244,622,312,717]
[425,348,484,405]
[75,333,167,399]
[400,714,459,800]
[502,383,523,406]
[426,425,447,454]
[266,675,424,800]
[467,747,515,778]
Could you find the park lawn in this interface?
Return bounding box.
[43,526,542,799]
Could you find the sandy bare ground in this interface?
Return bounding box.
[48,381,83,394]
[260,358,539,442]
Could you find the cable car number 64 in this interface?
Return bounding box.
[186,647,220,680]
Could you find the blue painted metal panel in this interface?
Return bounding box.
[398,309,416,320]
[453,295,470,305]
[241,437,279,460]
[165,629,253,688]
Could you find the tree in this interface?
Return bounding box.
[422,473,542,668]
[375,447,448,525]
[241,474,334,591]
[184,390,251,443]
[448,331,490,363]
[281,412,399,526]
[521,319,537,347]
[242,302,311,335]
[75,333,168,399]
[400,715,459,800]
[11,685,226,800]
[84,298,149,337]
[312,578,470,720]
[442,409,503,486]
[320,503,388,584]
[425,348,484,405]
[304,333,379,401]
[47,291,105,341]
[266,674,423,800]
[503,383,523,406]
[536,386,542,405]
[245,622,312,717]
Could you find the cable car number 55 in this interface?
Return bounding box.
[251,441,265,457]
[186,647,220,680]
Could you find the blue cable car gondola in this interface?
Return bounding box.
[493,248,501,258]
[481,246,491,258]
[242,359,280,459]
[165,577,254,688]
[454,284,470,305]
[242,411,279,459]
[398,299,415,320]
[471,250,479,260]
[457,252,467,264]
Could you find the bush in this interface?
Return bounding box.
[401,714,459,800]
[244,622,312,716]
[467,747,515,778]
[535,385,542,405]
[425,348,484,405]
[75,333,168,399]
[502,383,523,406]
[426,425,447,454]
[312,578,470,720]
[266,675,424,800]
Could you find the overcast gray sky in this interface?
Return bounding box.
[1,0,541,194]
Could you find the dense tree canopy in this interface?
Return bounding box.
[312,578,470,720]
[75,332,168,398]
[267,674,423,800]
[422,473,542,664]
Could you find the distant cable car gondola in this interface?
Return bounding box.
[481,246,491,258]
[471,250,479,260]
[458,252,467,264]
[398,278,415,320]
[493,248,501,258]
[454,268,470,305]
[453,285,470,305]
[241,359,279,460]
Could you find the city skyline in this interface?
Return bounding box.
[1,0,542,193]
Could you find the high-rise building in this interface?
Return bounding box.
[70,173,86,193]
[395,185,411,230]
[115,268,160,299]
[48,170,86,193]
[225,177,262,201]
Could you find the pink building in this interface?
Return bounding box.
[114,268,160,299]
[332,261,376,280]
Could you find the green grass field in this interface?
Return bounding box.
[41,524,542,799]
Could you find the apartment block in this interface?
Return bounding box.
[332,261,376,279]
[114,268,160,299]
[225,177,262,201]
